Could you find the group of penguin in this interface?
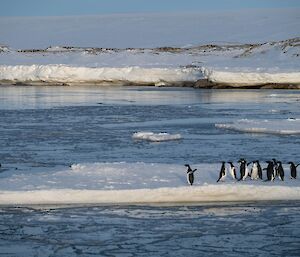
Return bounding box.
[185,159,299,186]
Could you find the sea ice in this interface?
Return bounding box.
[0,162,299,205]
[132,131,182,142]
[216,118,300,135]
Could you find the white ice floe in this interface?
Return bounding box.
[0,162,299,205]
[132,131,182,142]
[216,118,300,135]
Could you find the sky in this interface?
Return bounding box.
[1,0,300,16]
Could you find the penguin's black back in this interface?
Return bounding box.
[291,163,297,179]
[257,161,262,179]
[266,162,274,181]
[277,162,284,181]
[239,161,246,180]
[188,173,194,185]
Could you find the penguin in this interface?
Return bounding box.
[244,162,252,180]
[185,164,197,186]
[246,161,252,178]
[227,161,237,180]
[238,158,245,180]
[288,162,299,179]
[217,161,226,182]
[250,161,259,180]
[272,158,278,179]
[277,161,284,181]
[264,161,274,181]
[256,160,263,180]
[238,158,248,181]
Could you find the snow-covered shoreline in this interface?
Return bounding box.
[202,68,300,87]
[0,10,299,88]
[0,65,202,86]
[0,38,299,88]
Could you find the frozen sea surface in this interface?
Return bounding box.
[1,202,300,257]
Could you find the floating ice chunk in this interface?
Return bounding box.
[216,118,300,135]
[132,131,182,142]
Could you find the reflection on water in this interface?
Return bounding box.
[1,85,300,110]
[0,202,300,256]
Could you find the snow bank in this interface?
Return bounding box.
[202,68,300,86]
[0,65,201,84]
[132,131,182,142]
[0,162,299,205]
[216,118,300,135]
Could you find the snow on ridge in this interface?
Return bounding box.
[0,38,299,86]
[0,65,202,84]
[0,162,299,205]
[132,131,182,142]
[216,119,300,135]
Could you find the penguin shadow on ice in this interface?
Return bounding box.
[185,164,197,186]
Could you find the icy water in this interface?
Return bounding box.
[1,202,300,256]
[0,86,299,170]
[0,86,300,256]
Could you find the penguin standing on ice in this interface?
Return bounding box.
[238,158,248,181]
[217,161,226,182]
[288,162,299,179]
[264,161,274,181]
[227,161,237,180]
[256,160,263,180]
[277,161,284,181]
[250,161,259,180]
[185,164,197,186]
[272,158,279,179]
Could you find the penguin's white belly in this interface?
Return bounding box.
[242,167,249,180]
[251,166,258,180]
[187,172,194,185]
[220,170,226,182]
[229,167,236,179]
